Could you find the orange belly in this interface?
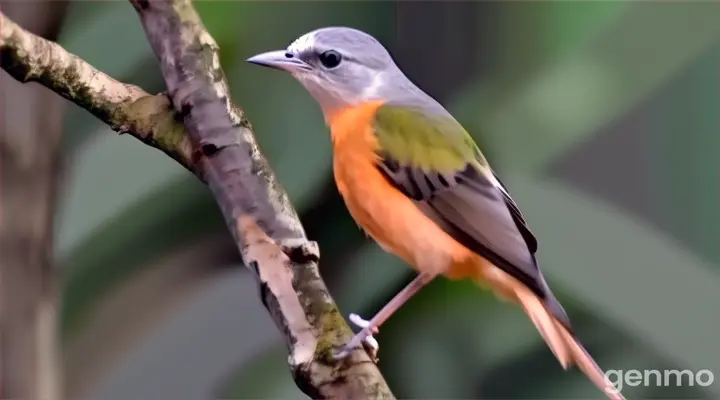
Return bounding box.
[327,102,487,280]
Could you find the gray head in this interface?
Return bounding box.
[247,27,422,116]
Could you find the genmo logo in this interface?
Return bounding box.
[603,369,715,394]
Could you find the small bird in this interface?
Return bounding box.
[247,27,624,400]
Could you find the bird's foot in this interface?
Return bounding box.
[351,313,380,362]
[333,313,379,362]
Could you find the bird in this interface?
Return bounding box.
[247,26,625,400]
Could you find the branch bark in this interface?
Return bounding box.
[0,12,193,173]
[0,2,68,399]
[0,3,394,398]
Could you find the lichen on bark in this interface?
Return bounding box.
[292,264,350,364]
[119,95,193,171]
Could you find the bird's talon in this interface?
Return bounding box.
[346,313,380,361]
[361,336,380,363]
[349,313,379,334]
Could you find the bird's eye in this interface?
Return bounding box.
[318,50,342,69]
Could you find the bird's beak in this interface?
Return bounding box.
[246,50,311,73]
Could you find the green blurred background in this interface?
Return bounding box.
[13,0,720,399]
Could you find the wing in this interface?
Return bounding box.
[373,102,569,325]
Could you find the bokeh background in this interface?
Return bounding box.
[2,1,719,399]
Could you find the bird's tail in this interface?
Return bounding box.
[512,284,626,400]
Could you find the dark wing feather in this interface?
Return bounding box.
[488,169,538,254]
[376,153,457,200]
[372,105,570,327]
[381,161,570,327]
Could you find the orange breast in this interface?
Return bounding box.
[327,102,480,278]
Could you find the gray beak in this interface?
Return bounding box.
[246,50,311,73]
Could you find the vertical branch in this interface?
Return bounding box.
[0,1,69,399]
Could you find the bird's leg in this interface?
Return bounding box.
[334,272,435,360]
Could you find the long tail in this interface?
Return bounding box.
[512,284,626,400]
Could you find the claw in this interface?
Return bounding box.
[351,314,379,361]
[334,313,380,362]
[349,313,379,335]
[362,339,379,363]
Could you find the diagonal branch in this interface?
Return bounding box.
[0,12,193,172]
[0,4,394,399]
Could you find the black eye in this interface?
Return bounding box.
[318,50,342,68]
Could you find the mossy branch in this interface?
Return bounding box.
[0,4,394,399]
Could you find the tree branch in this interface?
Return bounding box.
[0,3,394,399]
[0,12,193,173]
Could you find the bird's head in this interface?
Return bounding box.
[247,27,410,117]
